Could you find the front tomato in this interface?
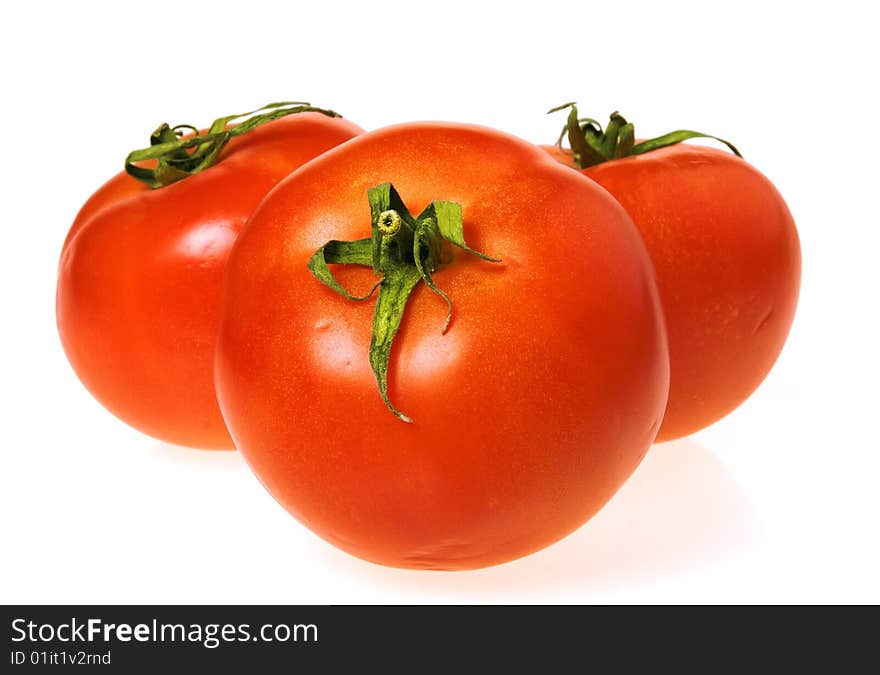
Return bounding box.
[216,123,669,569]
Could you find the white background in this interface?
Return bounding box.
[1,0,877,604]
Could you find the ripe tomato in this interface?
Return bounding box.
[215,122,670,569]
[543,106,801,440]
[57,107,363,449]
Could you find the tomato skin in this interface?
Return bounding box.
[57,113,363,449]
[216,123,669,569]
[542,143,801,440]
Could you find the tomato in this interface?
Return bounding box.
[215,122,669,569]
[57,106,363,449]
[542,106,801,440]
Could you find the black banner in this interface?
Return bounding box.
[1,605,870,670]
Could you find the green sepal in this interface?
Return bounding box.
[615,122,635,158]
[307,183,501,422]
[368,266,424,423]
[429,200,501,262]
[548,102,742,167]
[564,105,606,167]
[307,238,379,301]
[411,211,452,333]
[601,112,627,158]
[631,129,741,157]
[125,101,342,189]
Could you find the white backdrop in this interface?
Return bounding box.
[1,0,877,604]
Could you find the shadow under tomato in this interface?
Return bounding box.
[313,438,760,598]
[148,441,244,470]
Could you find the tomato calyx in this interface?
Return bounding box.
[124,101,342,188]
[547,102,742,169]
[308,182,501,422]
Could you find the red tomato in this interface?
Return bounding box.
[215,123,669,569]
[57,111,363,449]
[541,110,800,440]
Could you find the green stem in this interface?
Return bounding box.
[307,182,501,422]
[548,103,742,168]
[125,101,342,188]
